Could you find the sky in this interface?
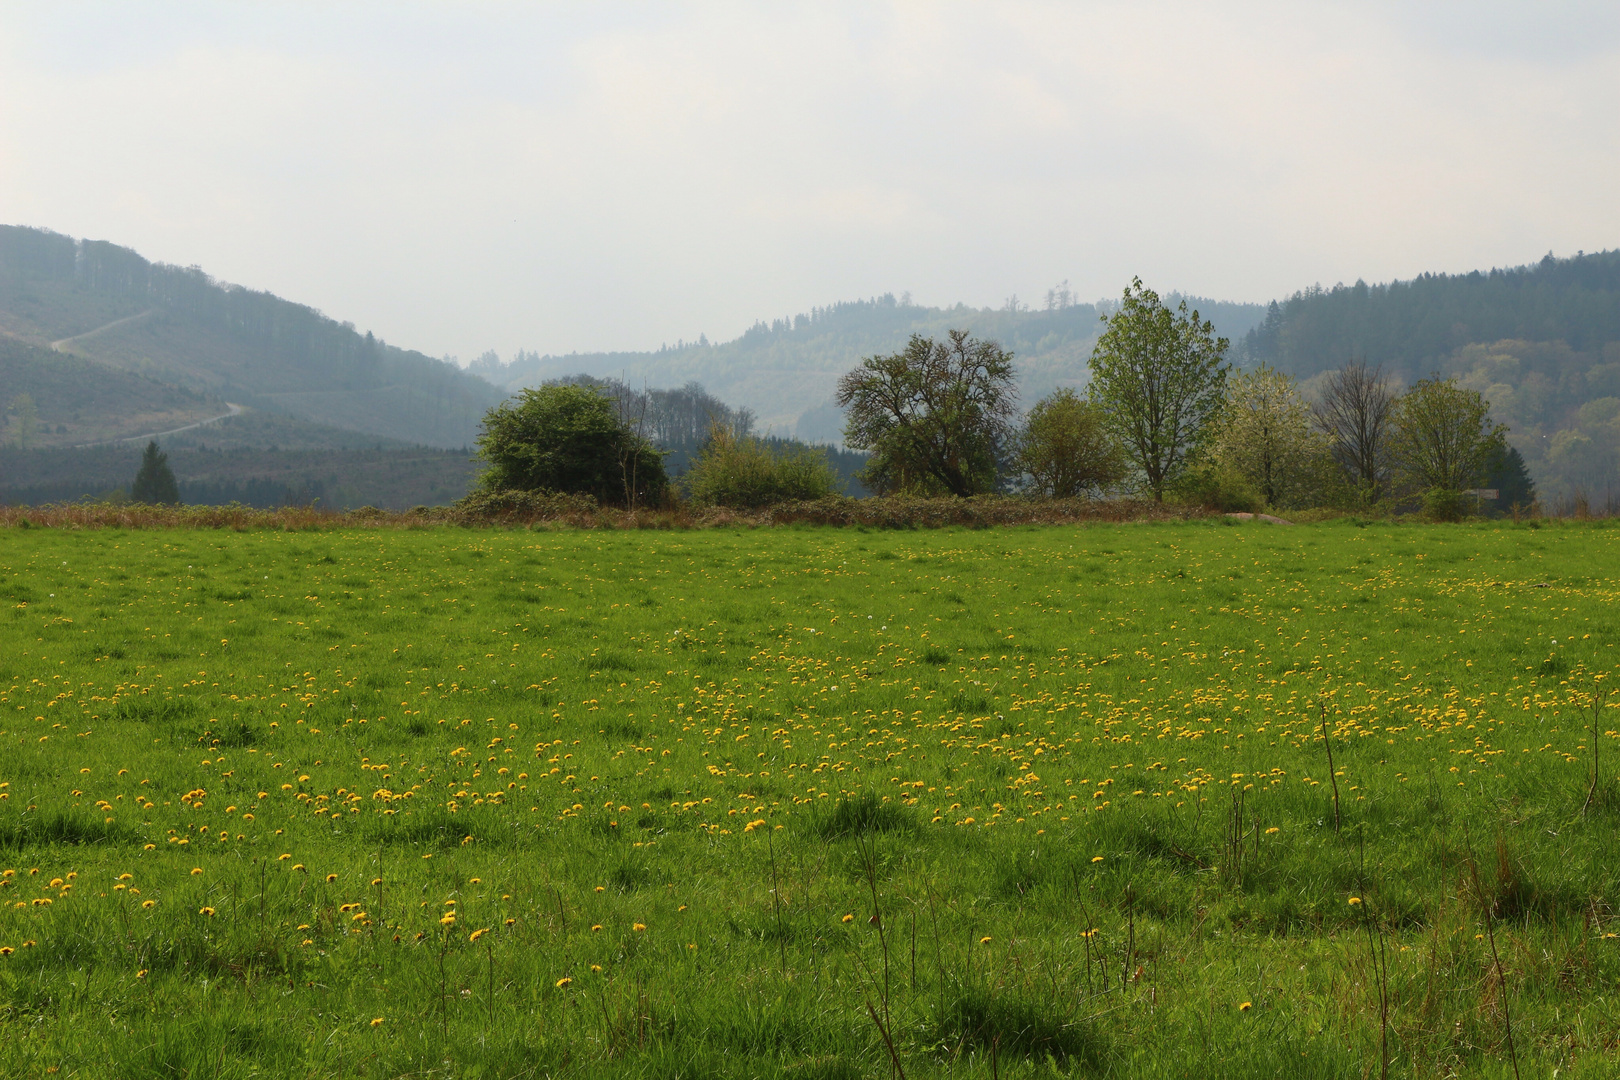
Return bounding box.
[2,1,1617,361]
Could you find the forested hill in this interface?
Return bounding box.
[476,292,1267,440]
[0,225,504,448]
[1241,250,1620,499]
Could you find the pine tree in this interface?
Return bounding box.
[131,441,181,505]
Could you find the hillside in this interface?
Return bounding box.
[478,293,1267,440]
[1242,250,1620,499]
[0,225,504,448]
[0,335,225,447]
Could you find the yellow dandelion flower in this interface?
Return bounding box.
[190,868,203,876]
[591,923,603,932]
[841,914,854,924]
[594,886,605,893]
[142,900,155,909]
[439,914,456,926]
[370,1017,383,1027]
[980,936,992,944]
[1348,897,1362,905]
[0,947,12,957]
[469,928,489,943]
[555,976,572,988]
[136,968,147,978]
[1239,1001,1252,1011]
[633,922,646,932]
[326,874,338,883]
[1091,856,1104,863]
[199,906,215,917]
[590,964,602,973]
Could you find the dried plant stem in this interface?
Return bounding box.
[1320,703,1342,832]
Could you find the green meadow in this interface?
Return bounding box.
[1,519,1617,1078]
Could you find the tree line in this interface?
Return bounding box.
[471,277,1527,518]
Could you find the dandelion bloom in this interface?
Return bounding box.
[142,900,155,909]
[326,874,338,883]
[1092,856,1104,863]
[590,964,602,973]
[594,886,605,893]
[979,936,992,944]
[468,928,488,943]
[199,907,215,916]
[190,868,202,876]
[370,1018,383,1027]
[841,914,854,924]
[632,923,646,932]
[278,854,291,861]
[1348,897,1362,905]
[136,969,147,978]
[555,977,572,988]
[1239,1001,1252,1011]
[439,914,456,926]
[0,947,12,957]
[504,918,515,927]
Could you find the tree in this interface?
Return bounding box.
[1312,360,1395,502]
[1388,377,1506,499]
[1482,442,1536,515]
[131,441,181,505]
[1207,365,1327,508]
[1016,389,1126,498]
[474,384,667,507]
[683,426,840,508]
[837,330,1017,497]
[1088,278,1229,500]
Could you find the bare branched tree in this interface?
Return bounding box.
[1312,361,1395,500]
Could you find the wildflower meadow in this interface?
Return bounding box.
[0,518,1617,1078]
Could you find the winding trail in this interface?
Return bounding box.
[72,403,246,448]
[50,309,154,351]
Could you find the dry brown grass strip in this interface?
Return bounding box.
[0,493,1208,532]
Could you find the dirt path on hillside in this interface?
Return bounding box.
[50,309,154,351]
[72,403,246,448]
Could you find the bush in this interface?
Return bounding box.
[684,427,840,508]
[474,384,668,508]
[1016,389,1126,497]
[1173,462,1262,513]
[1422,488,1473,522]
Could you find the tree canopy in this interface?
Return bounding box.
[131,441,180,505]
[1016,389,1125,498]
[474,384,667,508]
[1088,278,1229,501]
[837,330,1017,497]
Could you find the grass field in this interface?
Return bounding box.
[1,518,1618,1078]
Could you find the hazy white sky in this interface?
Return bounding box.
[2,2,1617,359]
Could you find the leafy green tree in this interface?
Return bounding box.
[1015,389,1126,497]
[474,385,667,507]
[1389,377,1506,506]
[1482,442,1536,515]
[836,330,1017,497]
[1207,365,1328,508]
[683,426,840,508]
[131,441,181,505]
[1088,278,1229,501]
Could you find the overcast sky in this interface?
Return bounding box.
[2,2,1617,360]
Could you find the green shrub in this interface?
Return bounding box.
[1422,488,1472,522]
[684,427,840,508]
[474,384,667,507]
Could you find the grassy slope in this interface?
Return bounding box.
[0,521,1616,1078]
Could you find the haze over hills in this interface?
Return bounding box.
[473,292,1268,441]
[3,223,1618,507]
